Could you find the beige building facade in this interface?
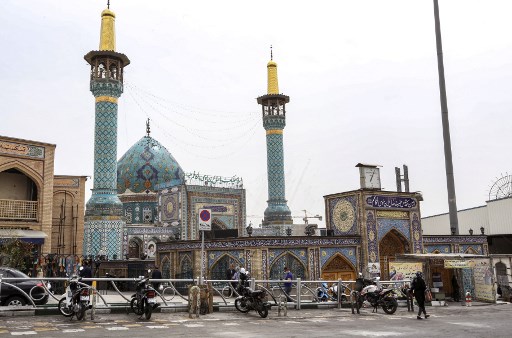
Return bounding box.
[0,135,87,255]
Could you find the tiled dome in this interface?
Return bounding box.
[117,136,185,194]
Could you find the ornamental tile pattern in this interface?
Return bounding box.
[320,247,357,268]
[117,136,185,194]
[265,133,286,201]
[422,235,487,244]
[268,248,308,267]
[460,244,483,254]
[329,196,358,235]
[262,250,268,284]
[246,250,252,274]
[158,237,361,251]
[92,100,119,191]
[208,250,245,269]
[83,219,125,258]
[366,211,378,263]
[376,219,410,242]
[424,244,451,254]
[462,268,475,298]
[411,212,423,254]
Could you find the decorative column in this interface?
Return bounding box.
[256,50,292,227]
[83,6,130,259]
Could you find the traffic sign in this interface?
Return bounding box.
[198,209,212,231]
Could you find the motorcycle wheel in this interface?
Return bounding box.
[58,298,73,317]
[76,302,86,320]
[382,297,398,314]
[131,298,144,315]
[144,300,152,320]
[234,298,250,313]
[257,307,268,318]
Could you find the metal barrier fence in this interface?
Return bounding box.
[0,275,412,314]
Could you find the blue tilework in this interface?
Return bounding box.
[460,244,483,254]
[320,247,357,268]
[377,219,410,242]
[117,136,185,194]
[268,248,307,267]
[424,244,451,254]
[208,250,245,269]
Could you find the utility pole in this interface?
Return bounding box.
[433,0,459,235]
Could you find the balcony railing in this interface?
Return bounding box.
[0,199,38,221]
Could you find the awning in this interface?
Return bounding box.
[0,229,47,244]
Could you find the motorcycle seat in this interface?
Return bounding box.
[249,290,264,297]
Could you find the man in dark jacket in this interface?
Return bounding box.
[79,260,93,286]
[151,265,163,290]
[411,271,429,319]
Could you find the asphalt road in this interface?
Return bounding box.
[0,303,509,337]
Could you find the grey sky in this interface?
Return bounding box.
[1,0,511,228]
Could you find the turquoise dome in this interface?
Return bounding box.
[117,136,185,194]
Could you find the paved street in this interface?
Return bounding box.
[0,303,509,337]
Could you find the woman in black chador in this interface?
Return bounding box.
[411,271,429,320]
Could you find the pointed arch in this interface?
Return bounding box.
[465,247,478,254]
[160,255,171,279]
[321,253,357,282]
[179,254,193,279]
[269,251,307,280]
[379,229,410,278]
[0,160,43,189]
[128,237,143,258]
[209,253,242,280]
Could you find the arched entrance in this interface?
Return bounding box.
[270,253,306,280]
[209,254,241,280]
[379,230,409,279]
[321,254,356,281]
[128,238,142,259]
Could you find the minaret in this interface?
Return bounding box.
[83,3,130,259]
[257,48,293,227]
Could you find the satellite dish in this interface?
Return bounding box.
[489,174,512,200]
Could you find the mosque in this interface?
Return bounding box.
[1,5,491,300]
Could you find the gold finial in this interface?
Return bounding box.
[99,4,116,51]
[267,46,278,94]
[146,118,151,137]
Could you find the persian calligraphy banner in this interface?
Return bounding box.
[473,259,495,302]
[389,262,423,282]
[444,260,475,269]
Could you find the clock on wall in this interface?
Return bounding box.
[356,163,381,190]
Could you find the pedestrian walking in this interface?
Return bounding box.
[283,266,293,302]
[151,265,162,290]
[79,260,93,286]
[411,271,429,320]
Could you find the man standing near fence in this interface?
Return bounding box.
[283,267,293,302]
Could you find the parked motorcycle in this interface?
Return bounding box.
[316,282,331,302]
[234,269,271,318]
[130,276,159,320]
[356,276,398,314]
[58,275,91,320]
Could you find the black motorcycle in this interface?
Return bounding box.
[130,276,159,320]
[58,275,91,320]
[355,276,398,314]
[234,276,271,318]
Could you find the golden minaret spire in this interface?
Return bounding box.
[267,45,279,94]
[99,0,116,51]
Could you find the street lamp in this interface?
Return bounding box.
[174,232,180,240]
[246,222,253,237]
[286,227,292,236]
[480,226,485,235]
[469,228,473,236]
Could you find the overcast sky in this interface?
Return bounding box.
[2,0,512,228]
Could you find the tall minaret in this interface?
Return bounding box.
[257,48,293,227]
[83,3,130,259]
